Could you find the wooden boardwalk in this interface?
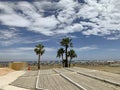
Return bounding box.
[38,74,80,90]
[22,71,38,77]
[11,73,36,89]
[68,67,120,86]
[37,68,120,90]
[59,72,120,90]
[11,67,120,90]
[39,69,56,75]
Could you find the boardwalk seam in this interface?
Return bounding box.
[35,70,49,90]
[53,69,87,90]
[66,68,120,87]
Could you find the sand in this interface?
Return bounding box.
[0,68,14,76]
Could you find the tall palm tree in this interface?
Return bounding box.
[56,48,64,67]
[34,44,45,69]
[60,37,72,67]
[68,49,77,67]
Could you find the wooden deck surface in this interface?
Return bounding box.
[22,71,38,77]
[39,69,56,75]
[11,67,120,90]
[38,74,80,90]
[68,67,120,85]
[60,72,120,90]
[37,68,120,90]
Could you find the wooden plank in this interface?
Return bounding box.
[62,72,120,90]
[68,67,120,86]
[38,70,80,90]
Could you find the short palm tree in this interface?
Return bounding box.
[60,37,72,67]
[34,44,45,69]
[68,49,77,67]
[56,48,64,67]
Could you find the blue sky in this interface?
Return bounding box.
[0,0,120,61]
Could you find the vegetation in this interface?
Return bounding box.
[56,48,65,67]
[34,44,45,69]
[57,37,77,67]
[68,49,77,67]
[60,37,72,67]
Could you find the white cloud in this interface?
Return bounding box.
[45,47,56,52]
[57,8,76,24]
[108,49,118,51]
[0,29,17,39]
[16,47,56,52]
[66,35,78,38]
[0,14,30,27]
[0,47,56,60]
[0,29,21,46]
[29,15,59,36]
[56,0,79,25]
[17,47,34,51]
[105,35,120,40]
[0,2,14,14]
[80,0,120,39]
[0,0,120,40]
[0,2,30,27]
[77,5,99,19]
[23,39,49,44]
[34,0,60,11]
[0,29,49,46]
[0,0,81,36]
[56,23,83,34]
[75,45,98,51]
[0,38,21,46]
[0,47,35,61]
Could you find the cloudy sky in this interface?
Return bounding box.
[0,0,120,61]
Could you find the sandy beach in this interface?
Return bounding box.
[0,68,14,76]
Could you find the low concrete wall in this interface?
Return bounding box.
[9,62,27,70]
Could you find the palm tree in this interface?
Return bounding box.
[60,37,72,67]
[68,49,77,67]
[34,44,45,69]
[56,48,64,67]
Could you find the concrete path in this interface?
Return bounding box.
[0,71,29,90]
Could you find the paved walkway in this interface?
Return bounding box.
[0,71,29,90]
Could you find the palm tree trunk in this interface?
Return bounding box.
[38,54,40,69]
[62,54,64,67]
[65,46,68,67]
[69,58,72,67]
